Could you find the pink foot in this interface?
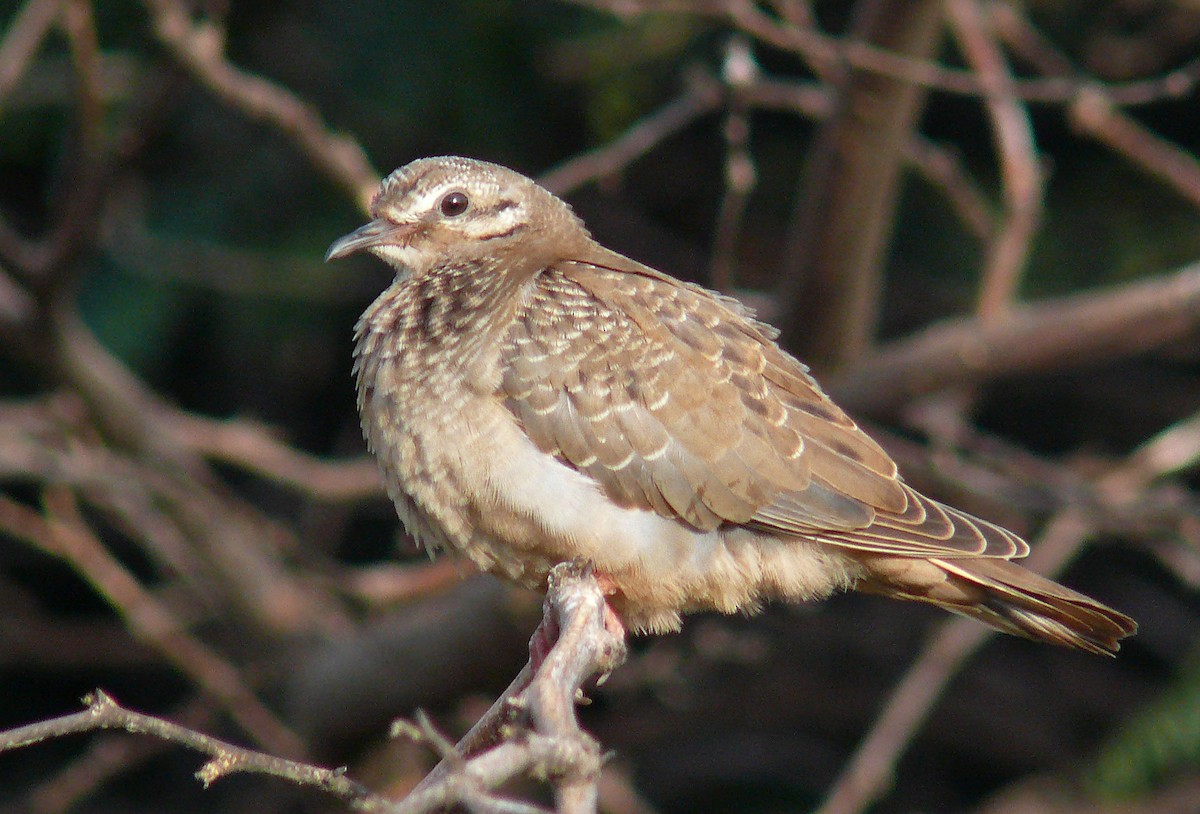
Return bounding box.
[593,573,628,641]
[602,600,626,640]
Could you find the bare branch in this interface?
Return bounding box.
[730,76,996,240]
[990,4,1200,213]
[568,0,1200,106]
[539,69,723,195]
[166,411,385,503]
[20,697,213,814]
[0,490,306,758]
[0,0,62,116]
[816,405,1189,814]
[831,263,1200,418]
[946,0,1043,318]
[0,691,389,811]
[409,563,626,814]
[779,0,944,369]
[709,36,758,291]
[0,567,627,814]
[1070,87,1200,211]
[139,0,378,210]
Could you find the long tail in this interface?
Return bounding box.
[863,556,1137,655]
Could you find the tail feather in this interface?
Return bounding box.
[859,554,1136,655]
[931,557,1136,655]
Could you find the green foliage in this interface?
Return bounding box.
[1088,655,1200,799]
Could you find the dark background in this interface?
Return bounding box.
[1,1,1198,813]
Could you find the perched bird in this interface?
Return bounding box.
[327,156,1135,654]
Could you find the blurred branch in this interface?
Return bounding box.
[989,3,1200,213]
[570,0,1200,105]
[732,76,996,240]
[830,262,1200,418]
[902,137,994,240]
[779,0,943,369]
[166,412,385,503]
[139,0,379,210]
[0,489,306,759]
[816,404,1195,814]
[709,36,758,292]
[0,0,62,116]
[1069,88,1200,210]
[539,68,723,196]
[946,0,1042,319]
[37,308,354,637]
[0,0,113,295]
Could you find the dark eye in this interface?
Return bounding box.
[439,191,469,217]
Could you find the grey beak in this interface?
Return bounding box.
[325,219,411,261]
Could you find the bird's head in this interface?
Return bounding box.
[325,156,590,278]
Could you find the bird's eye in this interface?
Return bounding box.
[439,191,469,218]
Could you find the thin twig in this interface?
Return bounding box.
[21,696,214,814]
[0,691,389,811]
[539,69,724,195]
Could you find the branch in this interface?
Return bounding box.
[406,563,626,814]
[0,0,62,116]
[1069,86,1200,210]
[165,411,385,503]
[778,0,944,369]
[568,0,1200,106]
[830,263,1200,418]
[0,564,627,814]
[139,0,378,210]
[946,0,1043,318]
[539,68,723,196]
[731,76,996,240]
[989,3,1200,213]
[814,401,1196,814]
[0,690,390,812]
[0,489,306,759]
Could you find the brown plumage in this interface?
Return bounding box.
[327,156,1136,655]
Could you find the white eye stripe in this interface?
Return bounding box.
[463,205,526,240]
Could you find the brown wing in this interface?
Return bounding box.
[500,246,1026,560]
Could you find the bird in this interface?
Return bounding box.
[326,156,1136,655]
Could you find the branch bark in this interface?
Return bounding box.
[778,0,944,370]
[830,263,1200,418]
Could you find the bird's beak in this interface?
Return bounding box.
[325,218,416,261]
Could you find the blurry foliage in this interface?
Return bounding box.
[1089,655,1200,799]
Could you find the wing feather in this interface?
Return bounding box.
[499,248,1029,560]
